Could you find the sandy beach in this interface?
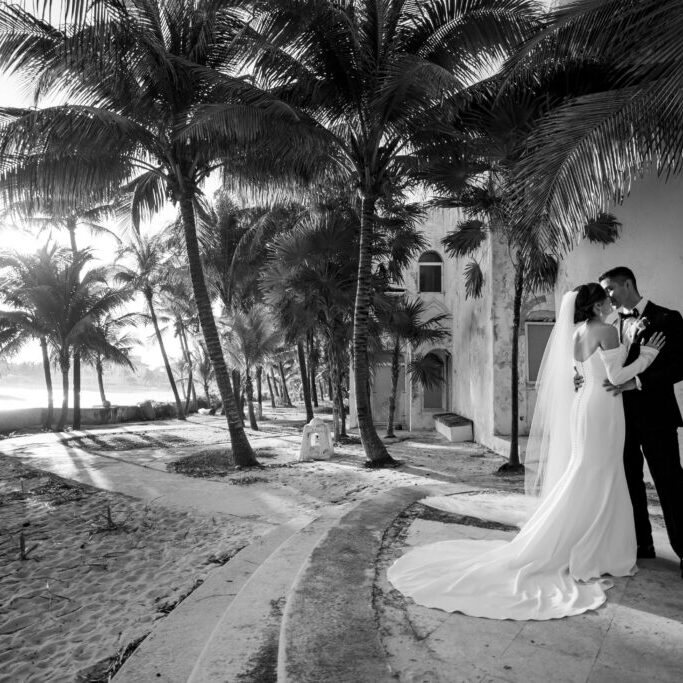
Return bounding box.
[0,409,549,681]
[0,453,261,682]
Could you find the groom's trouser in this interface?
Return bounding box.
[624,424,683,559]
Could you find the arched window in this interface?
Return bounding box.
[418,251,443,293]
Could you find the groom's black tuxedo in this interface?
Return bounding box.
[620,300,683,559]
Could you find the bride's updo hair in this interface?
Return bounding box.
[573,283,608,323]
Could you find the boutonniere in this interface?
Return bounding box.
[634,316,651,336]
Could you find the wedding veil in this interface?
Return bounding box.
[524,290,578,498]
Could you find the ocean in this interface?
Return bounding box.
[0,385,176,411]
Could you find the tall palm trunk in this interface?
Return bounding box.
[256,366,264,419]
[353,192,394,465]
[232,369,245,422]
[56,352,69,431]
[266,374,276,408]
[308,336,319,407]
[178,324,196,414]
[73,352,81,430]
[245,367,258,430]
[297,341,314,422]
[501,257,525,472]
[386,336,401,438]
[145,291,185,421]
[95,357,107,405]
[177,191,257,467]
[278,361,292,407]
[270,367,280,398]
[40,337,54,430]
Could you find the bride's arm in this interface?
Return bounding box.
[599,326,659,385]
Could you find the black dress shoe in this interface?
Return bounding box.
[680,559,683,579]
[637,544,656,559]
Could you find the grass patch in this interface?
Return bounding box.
[168,448,236,477]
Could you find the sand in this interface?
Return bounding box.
[0,455,260,682]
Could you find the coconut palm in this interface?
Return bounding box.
[252,0,541,464]
[223,305,282,430]
[0,0,320,465]
[79,312,140,406]
[506,0,683,250]
[377,296,449,438]
[0,245,133,430]
[115,233,187,420]
[0,246,57,428]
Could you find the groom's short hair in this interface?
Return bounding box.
[598,266,638,292]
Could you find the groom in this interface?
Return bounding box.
[599,266,683,577]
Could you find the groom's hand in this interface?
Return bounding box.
[573,367,584,392]
[603,378,637,395]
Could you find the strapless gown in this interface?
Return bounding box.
[387,344,656,620]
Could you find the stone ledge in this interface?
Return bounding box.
[433,412,473,442]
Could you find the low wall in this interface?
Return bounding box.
[0,402,176,433]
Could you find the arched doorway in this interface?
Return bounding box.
[421,349,450,412]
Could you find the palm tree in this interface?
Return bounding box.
[0,0,315,465]
[505,0,683,250]
[378,296,449,438]
[79,312,140,406]
[252,0,541,465]
[115,233,186,420]
[0,246,56,428]
[1,246,132,430]
[223,305,282,430]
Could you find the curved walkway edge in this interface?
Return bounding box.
[277,484,467,683]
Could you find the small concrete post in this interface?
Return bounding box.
[298,417,334,461]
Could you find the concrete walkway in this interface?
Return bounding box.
[3,422,683,682]
[1,422,308,525]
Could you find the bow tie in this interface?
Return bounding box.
[619,308,639,320]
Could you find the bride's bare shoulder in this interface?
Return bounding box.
[596,322,619,348]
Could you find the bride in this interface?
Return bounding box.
[387,284,665,620]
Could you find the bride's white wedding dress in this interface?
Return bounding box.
[387,340,658,620]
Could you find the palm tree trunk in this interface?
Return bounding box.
[96,357,107,405]
[178,323,196,414]
[297,341,314,422]
[308,336,319,408]
[176,191,257,466]
[190,380,197,413]
[266,374,276,408]
[502,258,525,472]
[270,366,280,398]
[232,369,245,422]
[245,367,258,430]
[40,337,54,430]
[146,293,185,421]
[386,336,401,438]
[278,361,292,407]
[56,353,69,431]
[354,192,394,465]
[72,352,81,430]
[256,366,264,419]
[184,366,194,414]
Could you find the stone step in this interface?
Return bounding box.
[113,514,318,682]
[187,510,343,682]
[277,485,458,683]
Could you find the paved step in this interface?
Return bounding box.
[277,484,461,683]
[187,510,343,682]
[113,517,312,681]
[113,509,344,682]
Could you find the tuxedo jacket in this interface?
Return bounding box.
[621,300,683,431]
